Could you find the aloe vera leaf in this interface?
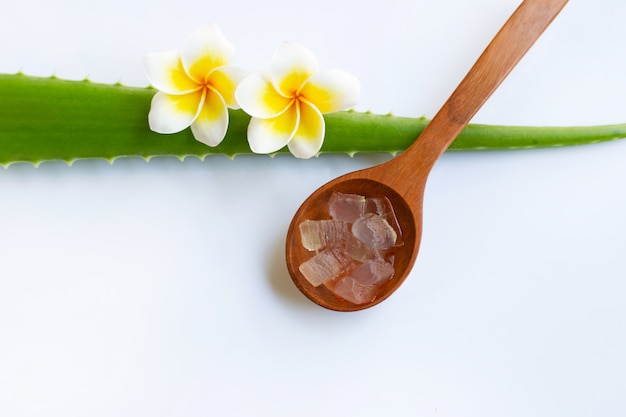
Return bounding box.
[1,73,625,166]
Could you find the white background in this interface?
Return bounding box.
[1,0,625,416]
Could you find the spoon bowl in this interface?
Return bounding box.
[286,0,569,311]
[286,174,421,311]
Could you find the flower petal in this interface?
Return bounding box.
[287,100,325,159]
[247,102,299,154]
[143,50,200,95]
[190,88,229,147]
[236,71,293,118]
[299,69,361,114]
[270,42,319,97]
[148,90,204,134]
[182,24,236,84]
[207,65,249,109]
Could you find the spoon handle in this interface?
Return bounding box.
[402,0,569,168]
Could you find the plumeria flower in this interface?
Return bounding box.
[235,42,360,159]
[143,24,248,147]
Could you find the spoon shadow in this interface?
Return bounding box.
[266,232,323,311]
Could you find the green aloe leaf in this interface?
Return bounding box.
[1,73,625,166]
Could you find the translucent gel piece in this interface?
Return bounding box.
[365,196,403,246]
[351,213,398,251]
[299,247,351,287]
[343,234,376,263]
[299,219,349,251]
[328,192,366,223]
[333,277,377,305]
[351,259,395,286]
[364,196,389,216]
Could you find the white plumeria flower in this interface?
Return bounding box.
[143,24,248,147]
[235,42,360,159]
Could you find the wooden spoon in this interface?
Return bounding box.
[285,0,569,311]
